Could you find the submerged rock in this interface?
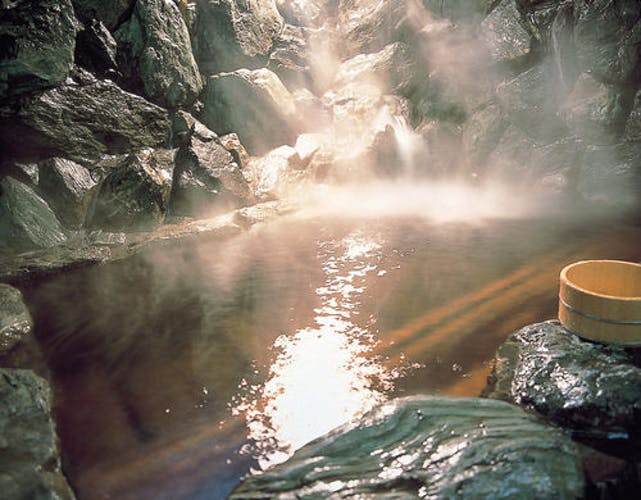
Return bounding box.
[0,76,171,163]
[0,285,33,358]
[484,321,641,457]
[116,0,203,109]
[194,0,284,74]
[88,148,174,231]
[0,0,77,99]
[0,176,67,251]
[0,368,74,499]
[231,396,584,498]
[200,68,299,155]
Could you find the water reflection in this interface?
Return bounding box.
[232,231,417,469]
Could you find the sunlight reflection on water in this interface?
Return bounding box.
[231,231,419,469]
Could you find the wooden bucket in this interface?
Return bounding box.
[559,260,641,345]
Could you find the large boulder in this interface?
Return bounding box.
[0,368,74,499]
[267,24,311,90]
[115,0,203,109]
[72,0,135,31]
[231,396,584,498]
[0,176,67,251]
[0,73,171,163]
[200,68,299,155]
[0,285,33,358]
[462,101,508,168]
[480,0,532,67]
[38,158,97,228]
[88,148,174,231]
[194,0,284,74]
[171,134,254,217]
[484,321,641,457]
[247,145,306,200]
[0,0,77,100]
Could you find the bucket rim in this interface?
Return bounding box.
[560,259,641,301]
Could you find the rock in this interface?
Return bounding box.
[218,132,250,169]
[115,0,203,109]
[333,42,418,97]
[247,145,305,200]
[0,0,77,100]
[0,176,67,251]
[268,24,310,90]
[74,19,119,77]
[424,0,499,21]
[481,0,532,67]
[624,89,641,141]
[0,77,171,163]
[88,148,174,231]
[577,141,641,211]
[550,1,581,94]
[72,0,135,31]
[231,396,584,498]
[200,68,299,155]
[194,0,284,74]
[170,134,254,217]
[0,285,32,358]
[275,0,332,27]
[38,158,97,228]
[484,321,641,457]
[496,63,568,142]
[574,0,641,84]
[515,0,565,48]
[462,101,508,168]
[560,73,634,145]
[0,368,74,499]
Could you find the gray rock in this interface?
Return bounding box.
[0,176,67,251]
[0,284,32,358]
[577,141,641,211]
[624,89,641,141]
[268,24,310,90]
[0,78,171,163]
[88,148,174,231]
[72,0,135,31]
[424,0,499,21]
[171,134,254,217]
[515,0,565,47]
[496,63,568,142]
[574,0,641,84]
[194,0,284,74]
[0,368,74,499]
[484,321,641,456]
[275,0,332,27]
[481,0,532,67]
[0,0,77,99]
[550,2,581,94]
[200,68,299,155]
[560,73,634,146]
[462,101,508,168]
[231,396,584,498]
[116,0,203,109]
[74,19,119,77]
[38,158,96,228]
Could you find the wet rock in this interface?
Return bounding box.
[218,132,250,169]
[200,68,299,155]
[0,368,74,499]
[231,396,584,498]
[88,148,174,231]
[268,24,310,90]
[0,285,32,358]
[333,42,418,97]
[171,134,254,217]
[0,0,77,100]
[515,0,565,48]
[573,0,641,84]
[72,0,135,31]
[462,101,508,168]
[550,2,581,94]
[484,321,641,457]
[194,0,284,74]
[0,77,171,163]
[496,63,568,142]
[247,145,306,201]
[577,141,641,211]
[424,0,499,21]
[560,73,634,146]
[481,0,532,68]
[275,0,331,27]
[115,0,203,109]
[624,89,641,141]
[74,19,119,77]
[0,176,67,251]
[38,158,96,228]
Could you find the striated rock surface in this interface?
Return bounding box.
[0,0,77,100]
[231,396,585,498]
[484,321,641,457]
[0,176,67,251]
[0,368,75,499]
[0,75,171,163]
[116,0,203,109]
[0,285,33,358]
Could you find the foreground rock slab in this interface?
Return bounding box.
[231,396,584,498]
[0,368,75,499]
[484,320,641,457]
